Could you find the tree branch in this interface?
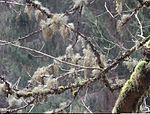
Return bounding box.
[0,35,149,98]
[0,0,24,6]
[112,61,150,113]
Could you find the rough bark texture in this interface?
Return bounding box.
[112,61,150,113]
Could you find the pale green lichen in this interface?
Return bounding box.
[120,80,134,99]
[79,80,87,86]
[58,86,65,90]
[113,78,142,113]
[134,61,147,73]
[130,60,147,80]
[113,60,148,113]
[72,89,78,96]
[145,40,150,49]
[119,60,147,99]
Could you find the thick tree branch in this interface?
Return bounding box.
[112,61,150,113]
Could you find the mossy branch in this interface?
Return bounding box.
[112,61,150,113]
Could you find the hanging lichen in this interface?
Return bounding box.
[50,13,68,32]
[116,14,130,33]
[123,58,138,72]
[46,78,58,89]
[24,4,34,20]
[116,0,122,15]
[35,9,44,22]
[40,19,54,41]
[31,66,49,85]
[0,83,7,96]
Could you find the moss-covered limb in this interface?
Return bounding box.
[112,61,150,113]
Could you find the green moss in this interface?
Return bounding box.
[119,61,147,100]
[130,61,147,80]
[120,80,134,98]
[134,61,147,73]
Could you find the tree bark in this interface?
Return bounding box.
[112,61,150,113]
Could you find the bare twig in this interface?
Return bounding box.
[28,104,35,113]
[50,99,74,113]
[12,77,21,90]
[121,4,143,27]
[135,11,143,36]
[104,2,114,18]
[0,0,25,6]
[17,29,42,41]
[49,87,80,113]
[57,69,84,80]
[10,99,35,113]
[103,35,150,74]
[88,0,96,5]
[0,40,102,70]
[80,98,93,113]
